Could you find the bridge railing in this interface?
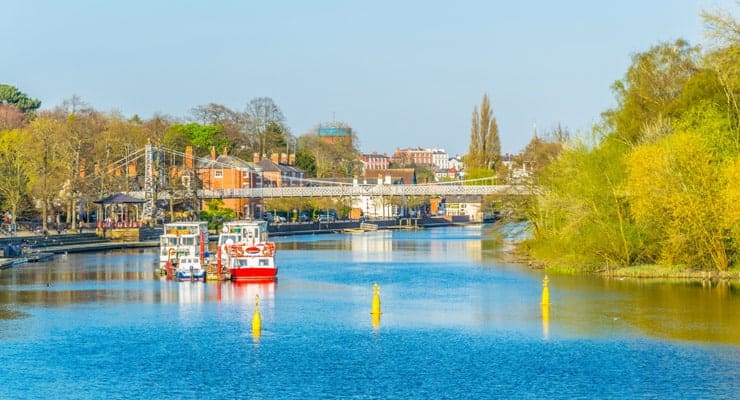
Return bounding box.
[127,184,534,200]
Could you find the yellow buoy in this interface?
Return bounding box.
[371,311,381,330]
[252,294,262,338]
[371,283,381,315]
[541,275,550,306]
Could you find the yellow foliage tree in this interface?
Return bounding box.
[627,131,731,270]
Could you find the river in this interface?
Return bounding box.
[0,226,738,399]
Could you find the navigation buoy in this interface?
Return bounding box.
[371,283,381,315]
[541,275,550,306]
[252,294,262,339]
[371,311,381,330]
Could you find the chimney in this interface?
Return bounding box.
[128,160,137,177]
[79,159,86,179]
[271,153,279,163]
[223,147,228,156]
[210,146,216,160]
[253,153,260,163]
[280,153,288,164]
[185,146,193,169]
[288,154,295,165]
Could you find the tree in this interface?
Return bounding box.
[27,117,67,233]
[245,97,289,158]
[164,123,229,156]
[0,104,25,130]
[701,9,740,154]
[604,40,700,145]
[0,128,33,220]
[627,130,733,270]
[297,122,360,178]
[0,84,41,117]
[466,93,501,172]
[519,125,569,178]
[190,103,250,154]
[525,138,639,270]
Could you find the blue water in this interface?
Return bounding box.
[1,227,738,399]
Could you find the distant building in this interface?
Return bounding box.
[392,147,434,167]
[431,149,449,170]
[361,168,416,185]
[501,153,531,183]
[318,125,352,145]
[448,156,464,179]
[352,168,417,218]
[444,195,483,222]
[358,152,390,174]
[255,153,306,187]
[196,147,262,219]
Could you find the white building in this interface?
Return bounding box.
[431,149,449,171]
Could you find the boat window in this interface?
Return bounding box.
[181,236,196,245]
[259,259,269,266]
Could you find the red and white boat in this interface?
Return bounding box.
[216,220,278,281]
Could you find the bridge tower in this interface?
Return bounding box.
[142,143,155,221]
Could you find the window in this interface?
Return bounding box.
[215,170,223,178]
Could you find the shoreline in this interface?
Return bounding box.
[506,241,740,281]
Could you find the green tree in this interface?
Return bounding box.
[466,93,501,171]
[164,123,228,156]
[526,136,639,270]
[190,103,249,155]
[199,199,236,230]
[604,40,700,146]
[0,84,41,117]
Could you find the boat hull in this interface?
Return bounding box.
[175,270,206,281]
[229,267,278,281]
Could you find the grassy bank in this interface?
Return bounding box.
[510,242,740,281]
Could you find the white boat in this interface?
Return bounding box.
[159,221,210,277]
[174,255,206,281]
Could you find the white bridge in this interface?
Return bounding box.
[197,184,531,198]
[99,145,534,219]
[127,184,532,200]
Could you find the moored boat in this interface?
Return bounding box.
[158,221,210,277]
[215,220,277,281]
[174,255,206,281]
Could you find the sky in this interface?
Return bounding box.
[2,0,737,156]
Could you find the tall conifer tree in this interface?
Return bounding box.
[467,93,501,171]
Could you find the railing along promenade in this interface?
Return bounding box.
[128,184,533,200]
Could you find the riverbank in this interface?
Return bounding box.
[508,241,740,281]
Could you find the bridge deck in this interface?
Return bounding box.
[127,184,533,199]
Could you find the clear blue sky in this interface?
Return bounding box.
[2,0,737,156]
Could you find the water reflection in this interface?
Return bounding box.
[350,231,393,262]
[1,229,739,345]
[551,275,740,344]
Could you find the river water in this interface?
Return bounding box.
[0,226,738,399]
